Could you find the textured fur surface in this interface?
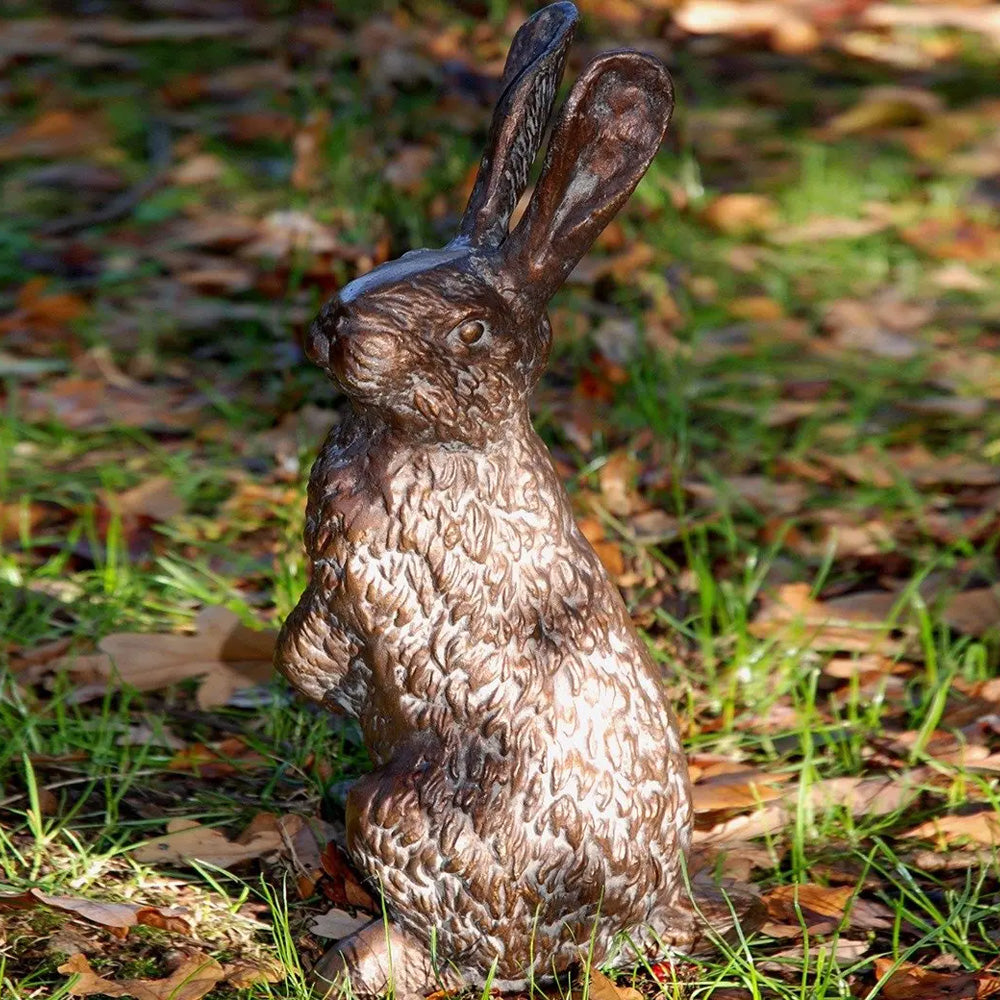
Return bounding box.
[274,3,703,995]
[278,409,693,983]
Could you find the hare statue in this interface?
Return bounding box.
[277,3,757,996]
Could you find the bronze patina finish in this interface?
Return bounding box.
[277,4,757,996]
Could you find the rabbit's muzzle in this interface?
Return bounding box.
[308,300,400,399]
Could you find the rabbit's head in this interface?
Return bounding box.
[306,1,673,444]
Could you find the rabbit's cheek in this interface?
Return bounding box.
[326,335,351,380]
[335,332,400,393]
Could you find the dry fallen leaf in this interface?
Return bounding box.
[696,770,930,844]
[0,888,190,938]
[170,153,225,186]
[627,508,680,545]
[941,587,1000,638]
[760,937,870,971]
[862,4,1000,48]
[901,215,1000,265]
[576,516,626,578]
[766,883,854,919]
[166,736,271,778]
[833,29,933,70]
[0,109,109,162]
[812,447,896,488]
[0,500,50,543]
[903,451,1000,489]
[769,216,890,244]
[309,907,371,940]
[242,210,342,259]
[691,768,786,812]
[47,924,104,957]
[282,814,342,898]
[0,276,89,339]
[176,264,255,295]
[22,376,205,432]
[905,847,1000,873]
[132,814,297,868]
[727,296,785,322]
[383,144,436,193]
[687,476,808,517]
[689,841,776,883]
[674,0,820,53]
[827,87,942,136]
[320,841,377,911]
[570,242,657,287]
[581,969,644,1000]
[702,193,779,235]
[930,262,990,292]
[750,582,907,654]
[164,213,260,251]
[291,109,329,192]
[823,653,909,680]
[59,952,224,1000]
[823,298,922,360]
[60,954,128,998]
[759,883,885,938]
[222,959,285,988]
[598,451,642,517]
[901,809,1000,849]
[45,606,275,709]
[100,476,184,522]
[873,957,1000,1000]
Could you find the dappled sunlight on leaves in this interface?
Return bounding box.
[2,0,1000,994]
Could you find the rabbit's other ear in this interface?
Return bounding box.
[504,52,673,307]
[457,1,577,250]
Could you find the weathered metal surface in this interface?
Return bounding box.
[275,5,744,996]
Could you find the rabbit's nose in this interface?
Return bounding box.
[305,300,351,368]
[304,318,330,367]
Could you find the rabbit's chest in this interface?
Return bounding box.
[315,444,586,703]
[307,434,632,741]
[345,448,565,629]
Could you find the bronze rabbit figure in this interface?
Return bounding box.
[277,4,750,996]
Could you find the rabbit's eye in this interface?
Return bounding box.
[456,319,487,345]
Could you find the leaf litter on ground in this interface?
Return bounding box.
[2,0,1000,996]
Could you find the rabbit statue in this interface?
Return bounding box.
[277,3,758,997]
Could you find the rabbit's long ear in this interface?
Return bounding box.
[503,52,673,307]
[457,1,577,249]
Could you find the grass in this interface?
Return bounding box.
[2,0,1000,997]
